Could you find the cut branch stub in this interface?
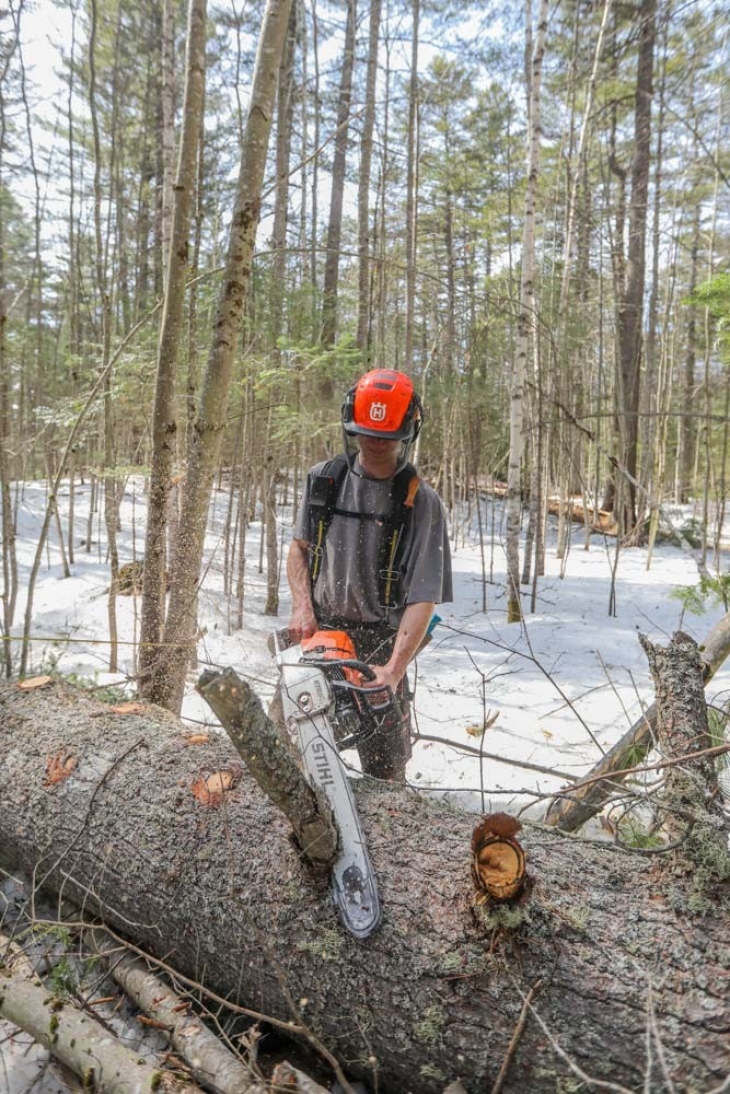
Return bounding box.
[196,668,339,866]
[471,812,526,903]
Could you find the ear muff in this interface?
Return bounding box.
[342,386,356,427]
[409,393,424,441]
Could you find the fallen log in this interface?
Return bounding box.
[84,928,266,1094]
[0,679,728,1093]
[546,495,618,535]
[0,931,202,1094]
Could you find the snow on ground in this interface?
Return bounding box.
[2,476,729,1090]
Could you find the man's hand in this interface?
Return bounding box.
[365,664,402,692]
[362,663,402,706]
[288,604,318,644]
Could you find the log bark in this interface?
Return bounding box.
[0,680,728,1093]
[639,632,729,867]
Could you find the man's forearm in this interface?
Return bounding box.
[287,539,313,609]
[287,539,318,639]
[385,601,435,682]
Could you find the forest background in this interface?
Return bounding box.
[1,0,730,707]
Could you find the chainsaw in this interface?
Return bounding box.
[272,628,402,939]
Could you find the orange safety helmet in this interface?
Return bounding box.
[341,369,423,442]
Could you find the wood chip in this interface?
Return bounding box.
[44,753,77,787]
[17,675,53,690]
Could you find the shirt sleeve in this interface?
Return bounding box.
[292,469,315,541]
[401,485,453,606]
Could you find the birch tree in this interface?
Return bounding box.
[320,0,356,353]
[506,0,548,624]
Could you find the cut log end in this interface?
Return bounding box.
[471,813,527,904]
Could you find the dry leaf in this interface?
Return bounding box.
[44,752,77,787]
[183,733,210,746]
[465,709,499,737]
[191,770,234,806]
[109,701,146,715]
[18,675,53,690]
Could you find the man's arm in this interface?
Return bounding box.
[286,538,318,642]
[367,600,434,693]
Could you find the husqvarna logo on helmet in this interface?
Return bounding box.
[369,402,387,422]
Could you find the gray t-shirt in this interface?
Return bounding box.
[293,458,453,628]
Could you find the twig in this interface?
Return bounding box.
[490,978,542,1094]
[549,742,730,798]
[523,992,637,1093]
[412,731,577,782]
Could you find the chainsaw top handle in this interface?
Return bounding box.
[300,655,376,681]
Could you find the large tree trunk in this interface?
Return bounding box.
[139,0,208,698]
[0,679,728,1094]
[148,0,292,713]
[612,0,657,534]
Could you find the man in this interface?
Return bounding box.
[286,368,452,781]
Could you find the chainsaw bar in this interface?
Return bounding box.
[276,640,382,940]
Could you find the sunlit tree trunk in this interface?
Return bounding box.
[506,0,548,624]
[0,17,20,677]
[87,0,121,671]
[139,0,208,698]
[161,0,175,289]
[320,0,356,357]
[356,0,381,359]
[0,155,15,678]
[150,0,292,713]
[679,198,700,503]
[270,1,297,352]
[613,0,657,535]
[404,0,419,371]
